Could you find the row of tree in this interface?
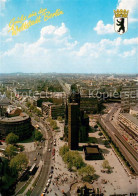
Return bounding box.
[47,117,58,130]
[26,101,42,117]
[0,133,28,195]
[59,145,96,181]
[59,145,112,182]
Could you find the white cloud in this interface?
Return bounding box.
[123,37,138,45]
[5,37,12,42]
[129,18,138,23]
[54,23,68,36]
[0,0,7,9]
[0,24,10,36]
[94,20,114,35]
[40,23,68,38]
[117,0,137,15]
[2,23,74,58]
[121,48,136,57]
[94,0,138,35]
[74,37,138,58]
[1,23,137,73]
[117,0,138,23]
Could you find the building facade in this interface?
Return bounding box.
[121,81,138,113]
[118,113,138,140]
[68,103,79,150]
[0,113,33,140]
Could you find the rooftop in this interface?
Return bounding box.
[42,102,53,106]
[0,97,11,106]
[0,113,29,123]
[84,145,100,154]
[121,113,138,126]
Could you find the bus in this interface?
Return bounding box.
[29,163,37,174]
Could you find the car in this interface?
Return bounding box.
[46,182,49,187]
[51,166,54,170]
[34,157,37,161]
[48,148,51,152]
[54,143,56,146]
[43,187,47,193]
[48,179,51,183]
[50,170,53,174]
[41,193,45,196]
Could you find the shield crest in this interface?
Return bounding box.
[114,9,129,35]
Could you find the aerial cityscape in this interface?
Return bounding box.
[0,0,138,196]
[0,73,137,196]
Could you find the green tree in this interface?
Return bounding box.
[73,152,85,169]
[34,108,42,117]
[50,120,58,129]
[10,153,28,172]
[104,140,109,146]
[26,101,31,108]
[98,132,103,136]
[5,133,19,145]
[5,145,18,160]
[63,151,85,170]
[59,145,69,157]
[57,116,62,121]
[30,105,35,111]
[0,158,17,195]
[35,130,43,141]
[102,160,111,172]
[63,151,73,170]
[78,165,95,177]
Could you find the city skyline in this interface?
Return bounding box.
[0,0,138,74]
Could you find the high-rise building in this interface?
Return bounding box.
[68,103,79,150]
[121,81,138,113]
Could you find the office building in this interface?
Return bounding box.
[68,103,79,150]
[121,81,138,113]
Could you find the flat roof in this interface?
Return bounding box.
[86,147,99,154]
[121,113,138,126]
[0,113,29,123]
[0,97,11,106]
[43,102,53,105]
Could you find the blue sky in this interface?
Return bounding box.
[0,0,138,73]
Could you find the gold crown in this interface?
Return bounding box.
[114,9,129,18]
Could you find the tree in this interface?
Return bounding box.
[30,104,35,111]
[98,132,103,136]
[78,165,95,177]
[104,140,109,146]
[35,130,43,141]
[57,116,62,121]
[63,151,85,170]
[6,133,19,145]
[35,108,42,117]
[59,145,69,157]
[50,120,58,129]
[26,101,31,108]
[102,160,111,172]
[5,145,18,160]
[63,151,73,170]
[94,125,98,129]
[10,153,28,172]
[72,152,85,169]
[0,158,17,195]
